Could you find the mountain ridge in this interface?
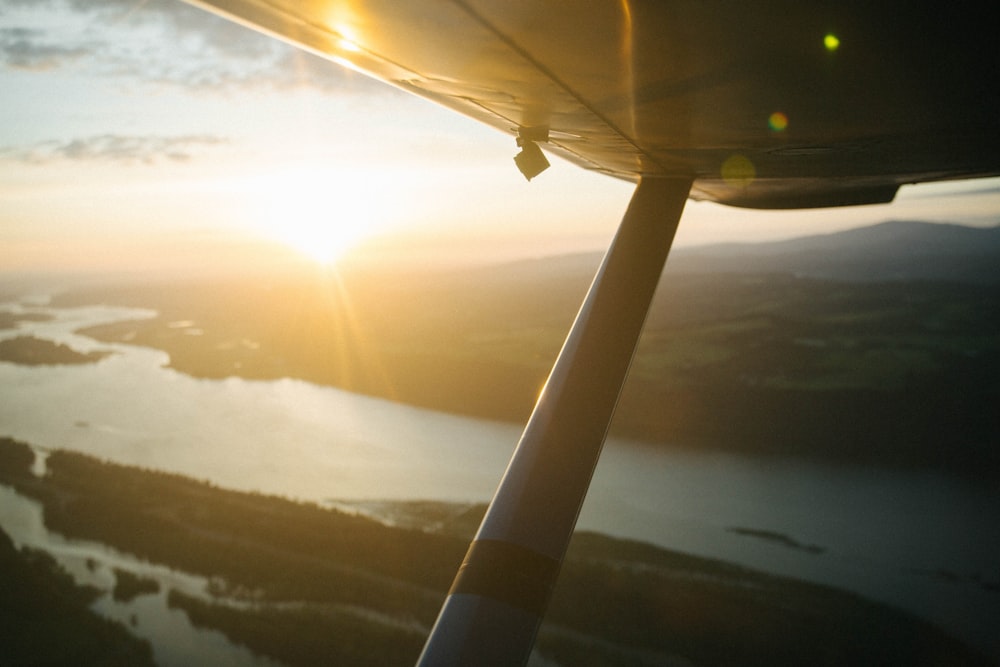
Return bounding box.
[497,220,1000,284]
[671,219,1000,283]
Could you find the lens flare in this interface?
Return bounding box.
[721,154,756,188]
[768,112,788,132]
[824,33,840,52]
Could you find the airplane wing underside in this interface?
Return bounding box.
[188,0,999,207]
[177,3,1000,664]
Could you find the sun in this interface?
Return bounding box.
[254,166,390,265]
[274,201,369,265]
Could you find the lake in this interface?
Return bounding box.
[1,296,998,659]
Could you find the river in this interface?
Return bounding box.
[1,296,998,660]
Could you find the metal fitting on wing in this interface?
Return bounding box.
[514,126,550,181]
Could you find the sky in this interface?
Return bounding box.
[2,0,999,277]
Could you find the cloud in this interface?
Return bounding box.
[1,0,390,96]
[0,26,93,70]
[1,134,229,164]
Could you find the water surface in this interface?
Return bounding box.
[2,298,998,658]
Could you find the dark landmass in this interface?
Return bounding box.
[0,310,52,330]
[0,527,155,666]
[60,221,1000,477]
[0,437,991,667]
[166,589,426,667]
[726,526,825,554]
[0,334,111,366]
[112,568,161,603]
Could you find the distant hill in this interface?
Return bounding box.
[500,220,1000,285]
[665,220,1000,283]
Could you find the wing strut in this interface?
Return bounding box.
[417,177,691,666]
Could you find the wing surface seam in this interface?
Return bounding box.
[450,0,672,177]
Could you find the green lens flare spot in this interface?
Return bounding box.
[824,33,840,52]
[768,112,788,132]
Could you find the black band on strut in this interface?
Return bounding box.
[448,539,561,617]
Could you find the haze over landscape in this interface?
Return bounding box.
[2,1,1000,666]
[2,219,999,665]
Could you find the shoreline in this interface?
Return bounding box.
[43,272,998,478]
[1,436,992,666]
[4,271,997,477]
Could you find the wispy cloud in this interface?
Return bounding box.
[1,134,229,164]
[1,0,386,95]
[0,26,93,70]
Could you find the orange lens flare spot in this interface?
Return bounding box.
[768,112,788,132]
[721,154,756,188]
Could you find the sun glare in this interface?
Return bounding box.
[252,166,390,265]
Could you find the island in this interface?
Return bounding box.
[112,568,161,603]
[727,526,826,554]
[0,310,51,330]
[0,335,110,366]
[0,436,990,667]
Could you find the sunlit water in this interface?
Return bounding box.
[1,298,998,659]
